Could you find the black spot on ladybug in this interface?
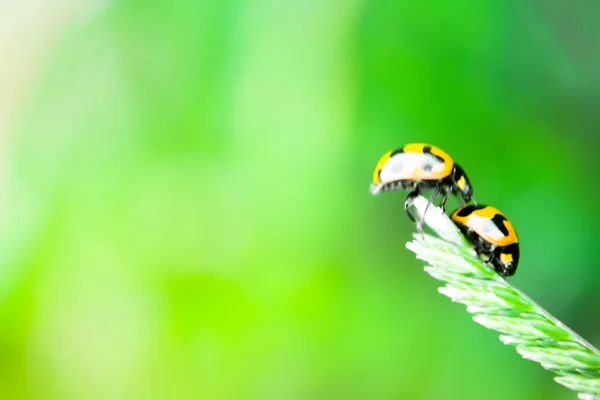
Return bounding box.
[492,214,509,236]
[456,205,477,217]
[422,146,445,163]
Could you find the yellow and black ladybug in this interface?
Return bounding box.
[451,204,519,277]
[370,144,473,222]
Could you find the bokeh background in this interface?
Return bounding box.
[1,1,600,399]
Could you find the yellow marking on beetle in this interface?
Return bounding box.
[372,150,392,184]
[475,206,502,219]
[402,143,453,166]
[430,146,452,164]
[403,143,427,153]
[457,175,466,191]
[500,252,514,264]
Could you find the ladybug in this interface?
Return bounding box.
[370,144,473,223]
[451,204,520,277]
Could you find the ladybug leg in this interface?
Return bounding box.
[404,187,420,223]
[438,187,450,213]
[474,237,494,263]
[498,258,516,277]
[484,246,504,275]
[483,247,497,263]
[416,184,442,231]
[457,184,467,207]
[457,225,472,241]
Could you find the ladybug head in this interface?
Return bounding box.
[451,164,473,203]
[497,244,519,277]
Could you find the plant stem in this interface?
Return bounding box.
[405,196,600,399]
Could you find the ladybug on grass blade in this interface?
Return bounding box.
[451,204,520,277]
[370,143,473,225]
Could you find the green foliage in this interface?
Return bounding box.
[4,0,600,398]
[406,196,600,399]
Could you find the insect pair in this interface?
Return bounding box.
[370,143,519,277]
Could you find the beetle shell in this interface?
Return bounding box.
[373,144,454,185]
[452,204,520,277]
[452,205,518,247]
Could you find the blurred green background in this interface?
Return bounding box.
[1,1,600,399]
